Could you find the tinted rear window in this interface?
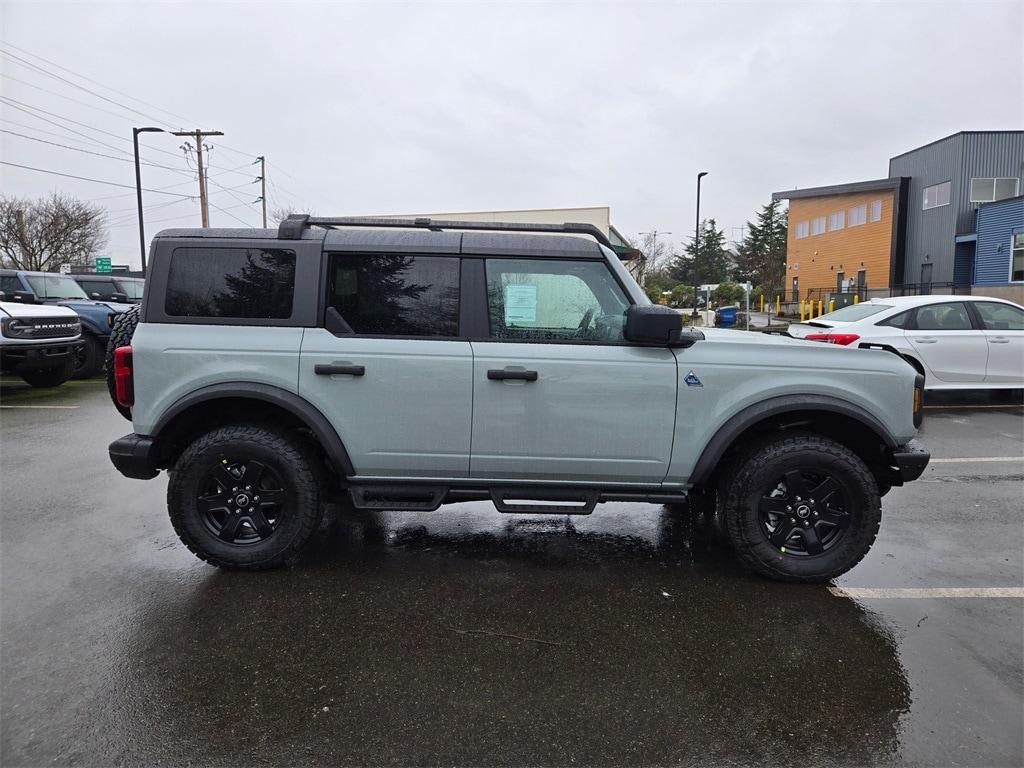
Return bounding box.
[327,254,460,336]
[166,247,295,318]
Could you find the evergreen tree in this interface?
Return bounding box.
[735,200,787,296]
[670,218,731,284]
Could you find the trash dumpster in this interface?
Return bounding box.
[715,306,738,327]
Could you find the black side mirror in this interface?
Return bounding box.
[90,292,102,299]
[111,293,129,303]
[624,304,701,347]
[9,290,38,304]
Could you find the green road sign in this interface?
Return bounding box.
[95,257,112,273]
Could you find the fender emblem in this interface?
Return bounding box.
[684,370,703,388]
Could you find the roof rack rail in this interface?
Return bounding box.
[277,215,614,250]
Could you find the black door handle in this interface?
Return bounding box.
[487,369,538,381]
[315,364,365,376]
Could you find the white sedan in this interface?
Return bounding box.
[787,295,1024,390]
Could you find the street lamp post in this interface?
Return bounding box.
[693,171,709,320]
[133,126,165,275]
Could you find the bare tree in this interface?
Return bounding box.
[0,193,108,272]
[628,231,674,285]
[270,205,314,225]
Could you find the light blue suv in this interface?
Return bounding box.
[107,217,929,581]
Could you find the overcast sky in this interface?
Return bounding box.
[2,0,1022,268]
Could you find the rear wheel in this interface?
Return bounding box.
[105,305,139,420]
[719,433,880,583]
[167,424,324,570]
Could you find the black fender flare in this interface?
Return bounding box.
[688,394,898,485]
[151,382,355,476]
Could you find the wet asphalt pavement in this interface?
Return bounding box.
[1,380,1022,767]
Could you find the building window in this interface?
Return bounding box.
[923,181,951,210]
[829,211,845,231]
[1012,232,1024,282]
[811,216,826,236]
[795,221,809,239]
[970,177,1020,203]
[870,199,882,222]
[848,204,867,226]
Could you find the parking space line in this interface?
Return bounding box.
[829,586,1024,599]
[928,457,1023,463]
[0,405,80,410]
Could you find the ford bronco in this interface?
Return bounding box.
[107,216,929,581]
[0,299,82,387]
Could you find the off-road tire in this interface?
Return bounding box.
[21,357,74,388]
[719,432,881,583]
[71,333,103,379]
[105,305,140,420]
[167,424,325,570]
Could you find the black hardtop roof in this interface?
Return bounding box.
[153,216,612,258]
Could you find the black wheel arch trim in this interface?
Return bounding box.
[150,382,355,476]
[688,394,899,486]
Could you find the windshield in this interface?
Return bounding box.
[813,303,892,323]
[25,274,89,300]
[114,279,144,299]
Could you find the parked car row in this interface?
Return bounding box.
[0,269,141,382]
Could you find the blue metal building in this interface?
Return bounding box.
[973,195,1024,286]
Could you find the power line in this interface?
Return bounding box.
[0,48,177,129]
[1,161,197,197]
[0,38,197,127]
[1,128,200,173]
[209,200,259,228]
[0,72,142,124]
[0,95,189,164]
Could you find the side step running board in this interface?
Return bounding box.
[491,488,599,515]
[349,486,447,511]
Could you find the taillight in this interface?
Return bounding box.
[113,345,134,408]
[805,333,861,346]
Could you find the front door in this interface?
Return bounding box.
[973,301,1024,384]
[920,263,933,295]
[299,252,473,479]
[792,277,799,303]
[905,301,988,383]
[469,257,678,484]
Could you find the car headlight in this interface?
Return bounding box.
[1,317,26,338]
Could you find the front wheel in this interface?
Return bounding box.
[21,358,74,388]
[719,433,881,583]
[72,334,103,379]
[167,424,324,570]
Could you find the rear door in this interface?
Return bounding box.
[972,301,1024,384]
[298,251,473,479]
[905,301,988,383]
[468,255,677,484]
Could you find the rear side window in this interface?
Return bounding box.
[326,254,460,336]
[165,247,295,318]
[876,309,913,328]
[78,280,111,298]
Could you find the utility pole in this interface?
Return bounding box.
[256,156,267,227]
[172,129,223,227]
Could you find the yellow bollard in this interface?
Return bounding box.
[828,299,835,314]
[800,300,806,322]
[775,295,781,315]
[818,299,824,317]
[759,294,764,313]
[853,294,859,304]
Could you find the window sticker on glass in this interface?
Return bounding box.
[504,284,538,325]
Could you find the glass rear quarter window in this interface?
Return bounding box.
[165,247,296,318]
[327,254,460,336]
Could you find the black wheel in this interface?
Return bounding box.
[71,334,103,379]
[167,424,324,570]
[719,433,880,583]
[21,358,74,388]
[105,305,139,420]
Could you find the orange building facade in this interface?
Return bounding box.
[773,178,909,303]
